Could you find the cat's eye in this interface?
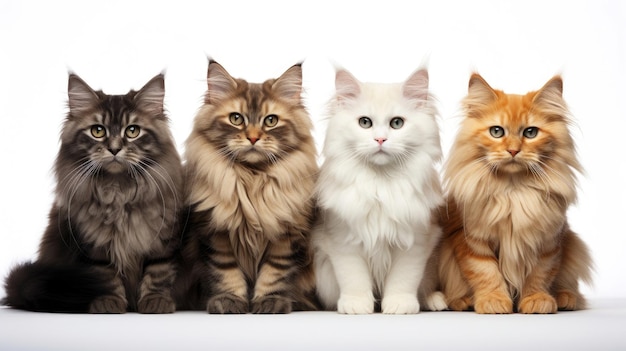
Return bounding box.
[489,126,505,138]
[390,117,404,129]
[523,127,539,139]
[229,112,244,126]
[359,117,373,129]
[264,114,279,128]
[90,125,106,138]
[125,125,140,139]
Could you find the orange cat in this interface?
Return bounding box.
[438,73,593,314]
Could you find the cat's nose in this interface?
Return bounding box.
[375,137,387,145]
[508,149,519,157]
[108,147,121,156]
[247,137,259,145]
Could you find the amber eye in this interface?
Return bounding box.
[90,125,106,138]
[229,112,244,126]
[125,125,140,138]
[264,114,279,127]
[359,117,372,129]
[523,127,539,139]
[390,117,404,129]
[489,126,505,138]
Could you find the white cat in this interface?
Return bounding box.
[313,67,447,314]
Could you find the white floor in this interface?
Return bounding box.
[0,298,624,351]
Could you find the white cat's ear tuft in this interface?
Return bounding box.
[135,74,165,114]
[335,69,361,102]
[206,60,237,104]
[68,73,99,116]
[403,68,429,106]
[273,63,303,104]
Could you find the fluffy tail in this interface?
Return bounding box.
[3,261,113,313]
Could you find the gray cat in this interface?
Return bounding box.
[3,73,184,313]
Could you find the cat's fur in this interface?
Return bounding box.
[3,73,184,313]
[175,61,319,313]
[313,67,447,314]
[438,73,593,314]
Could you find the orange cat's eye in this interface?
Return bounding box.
[359,117,373,129]
[264,114,279,127]
[489,126,505,138]
[229,112,244,126]
[523,127,539,139]
[125,125,140,139]
[90,125,106,138]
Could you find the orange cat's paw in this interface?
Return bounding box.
[519,292,557,314]
[556,290,586,311]
[474,294,513,314]
[447,296,472,311]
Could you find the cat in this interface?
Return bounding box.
[3,73,184,313]
[312,66,447,314]
[438,73,593,314]
[174,60,319,313]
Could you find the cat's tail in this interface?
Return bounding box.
[2,261,113,313]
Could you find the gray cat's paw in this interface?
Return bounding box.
[207,293,249,314]
[251,295,292,314]
[138,294,175,314]
[89,295,127,314]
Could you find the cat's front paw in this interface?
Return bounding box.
[382,294,420,314]
[138,294,175,314]
[207,293,249,314]
[556,290,586,311]
[474,293,513,314]
[89,295,127,314]
[447,296,472,311]
[337,294,374,314]
[251,295,292,314]
[519,292,557,314]
[424,291,448,311]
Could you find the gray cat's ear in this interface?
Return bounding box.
[335,69,361,102]
[68,73,99,116]
[273,63,303,103]
[403,68,429,105]
[206,60,237,103]
[135,74,165,114]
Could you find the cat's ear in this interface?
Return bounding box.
[68,73,99,116]
[403,68,429,106]
[335,69,361,103]
[135,74,165,114]
[464,73,498,116]
[533,75,563,105]
[273,63,303,103]
[206,60,237,103]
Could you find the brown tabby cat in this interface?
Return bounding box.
[438,73,593,314]
[175,60,319,313]
[3,73,184,313]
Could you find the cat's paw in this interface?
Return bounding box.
[89,295,127,314]
[556,290,586,311]
[447,296,473,311]
[337,294,374,314]
[424,291,448,311]
[382,294,420,314]
[207,293,249,314]
[138,294,175,314]
[474,293,513,314]
[251,295,292,314]
[518,292,557,314]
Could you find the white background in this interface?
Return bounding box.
[0,0,624,304]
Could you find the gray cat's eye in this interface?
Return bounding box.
[359,117,372,129]
[390,117,404,129]
[523,127,539,139]
[229,112,244,126]
[90,125,106,138]
[264,114,279,127]
[125,125,140,139]
[489,126,505,138]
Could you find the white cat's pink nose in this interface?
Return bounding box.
[375,138,387,145]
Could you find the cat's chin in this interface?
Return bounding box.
[367,152,394,166]
[102,159,128,174]
[238,149,269,165]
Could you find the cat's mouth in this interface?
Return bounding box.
[102,157,127,173]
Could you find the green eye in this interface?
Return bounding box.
[229,112,244,126]
[359,117,372,129]
[523,127,539,139]
[390,117,404,129]
[264,114,279,127]
[489,126,505,138]
[125,125,140,138]
[90,125,106,138]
